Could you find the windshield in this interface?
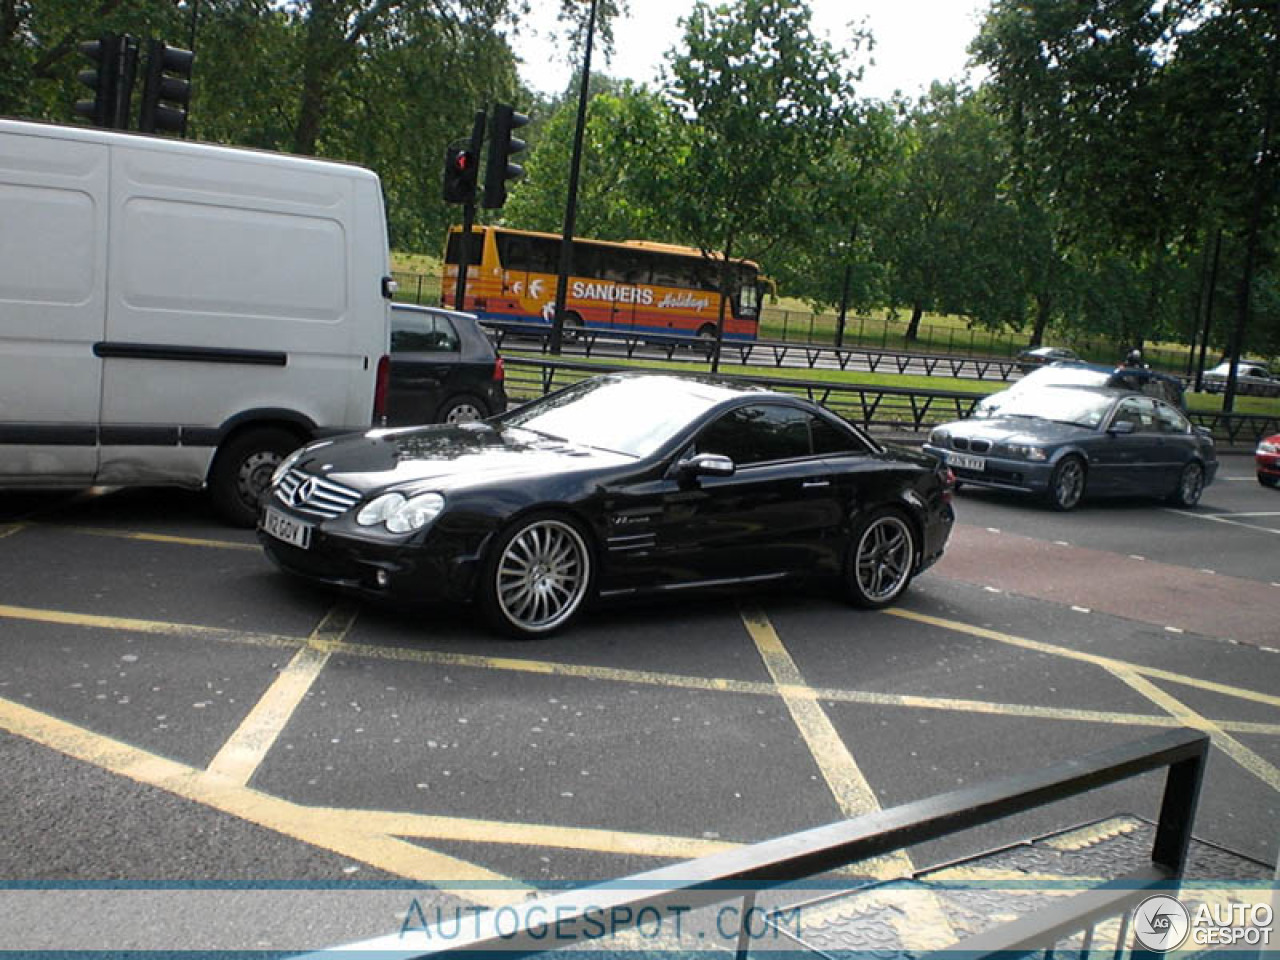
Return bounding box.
[500,375,733,457]
[988,387,1116,429]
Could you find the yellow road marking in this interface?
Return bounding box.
[0,523,25,540]
[0,694,526,907]
[1107,666,1280,794]
[49,525,260,551]
[3,602,1277,735]
[207,605,358,787]
[741,606,915,884]
[886,608,1280,710]
[0,603,301,649]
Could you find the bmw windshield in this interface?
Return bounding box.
[989,388,1116,429]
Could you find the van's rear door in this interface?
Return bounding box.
[0,126,106,482]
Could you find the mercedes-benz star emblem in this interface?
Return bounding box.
[292,478,317,507]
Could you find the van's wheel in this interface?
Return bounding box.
[1046,455,1086,511]
[209,427,302,527]
[843,508,917,609]
[439,394,487,424]
[480,513,594,639]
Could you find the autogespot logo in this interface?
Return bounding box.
[1133,895,1191,952]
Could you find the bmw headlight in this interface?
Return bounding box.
[929,428,950,446]
[1003,443,1047,461]
[356,491,445,534]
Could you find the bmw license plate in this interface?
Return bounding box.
[949,452,986,472]
[263,506,312,550]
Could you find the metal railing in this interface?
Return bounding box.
[302,728,1209,960]
[485,319,1027,383]
[502,357,1279,444]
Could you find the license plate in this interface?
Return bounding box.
[263,506,312,550]
[949,452,987,472]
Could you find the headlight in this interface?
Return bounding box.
[1259,441,1280,455]
[929,429,950,446]
[356,491,445,534]
[1003,443,1048,461]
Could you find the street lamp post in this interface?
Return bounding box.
[549,0,599,356]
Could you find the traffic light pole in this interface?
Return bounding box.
[549,0,598,356]
[452,110,486,311]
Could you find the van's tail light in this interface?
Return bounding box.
[373,354,390,422]
[493,356,505,382]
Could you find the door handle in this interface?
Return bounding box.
[802,480,831,489]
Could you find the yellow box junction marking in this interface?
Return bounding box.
[207,604,359,787]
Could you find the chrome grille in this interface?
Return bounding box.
[274,469,361,520]
[970,439,992,453]
[952,437,970,451]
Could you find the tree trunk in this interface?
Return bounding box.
[293,0,339,156]
[1030,292,1052,347]
[905,301,924,341]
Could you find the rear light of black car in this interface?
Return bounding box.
[493,356,505,382]
[941,466,956,504]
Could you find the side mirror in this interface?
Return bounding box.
[678,453,736,479]
[1108,420,1136,436]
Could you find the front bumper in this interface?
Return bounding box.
[922,444,1056,495]
[258,507,483,605]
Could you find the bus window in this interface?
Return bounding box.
[737,280,760,319]
[445,229,485,263]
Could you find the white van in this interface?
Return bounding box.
[0,118,393,525]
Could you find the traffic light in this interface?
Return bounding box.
[442,141,478,204]
[482,103,528,209]
[138,39,194,135]
[75,35,127,129]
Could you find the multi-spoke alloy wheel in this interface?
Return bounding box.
[1048,456,1086,511]
[487,516,591,637]
[845,510,916,608]
[1169,461,1205,507]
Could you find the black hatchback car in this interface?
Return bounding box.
[385,305,507,426]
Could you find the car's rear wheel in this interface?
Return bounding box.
[439,394,487,424]
[1046,455,1086,511]
[843,508,917,609]
[481,514,593,639]
[209,426,302,527]
[1168,461,1206,507]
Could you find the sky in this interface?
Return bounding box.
[508,0,991,103]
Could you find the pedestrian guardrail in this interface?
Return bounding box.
[301,728,1210,960]
[484,320,1027,382]
[503,357,1278,444]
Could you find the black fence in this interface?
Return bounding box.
[503,357,1280,445]
[485,320,1027,383]
[302,728,1210,960]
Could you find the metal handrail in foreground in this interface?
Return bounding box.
[303,728,1209,959]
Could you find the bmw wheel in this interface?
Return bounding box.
[1168,461,1205,507]
[844,509,917,609]
[1047,456,1086,511]
[482,514,593,638]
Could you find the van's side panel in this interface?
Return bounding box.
[0,129,108,482]
[97,140,377,486]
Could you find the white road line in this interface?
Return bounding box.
[1164,508,1280,535]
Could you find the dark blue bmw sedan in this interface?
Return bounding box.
[923,386,1217,511]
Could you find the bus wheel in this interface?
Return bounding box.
[697,324,716,341]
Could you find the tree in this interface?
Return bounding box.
[659,0,860,364]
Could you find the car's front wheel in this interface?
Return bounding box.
[480,514,594,639]
[1047,455,1086,511]
[1168,461,1206,507]
[1259,472,1280,489]
[843,508,917,609]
